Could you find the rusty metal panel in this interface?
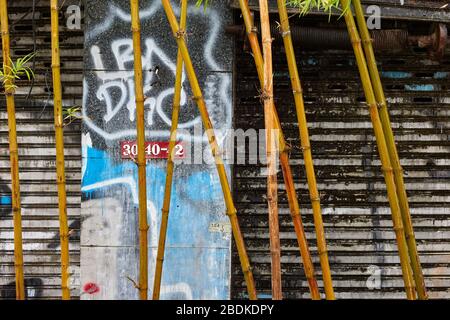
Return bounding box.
[232,16,450,299]
[0,0,82,299]
[229,0,450,23]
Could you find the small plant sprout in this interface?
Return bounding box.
[196,0,348,16]
[63,106,82,126]
[195,0,209,8]
[287,0,343,16]
[0,52,36,91]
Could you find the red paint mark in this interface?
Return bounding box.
[83,282,100,295]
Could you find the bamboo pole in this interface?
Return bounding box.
[152,0,188,300]
[130,0,149,300]
[275,0,337,299]
[160,0,257,300]
[0,0,25,300]
[237,0,320,299]
[352,0,427,300]
[259,0,282,300]
[50,0,71,300]
[340,0,416,299]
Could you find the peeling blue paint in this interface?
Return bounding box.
[434,72,449,79]
[0,196,12,206]
[405,84,436,91]
[381,71,412,79]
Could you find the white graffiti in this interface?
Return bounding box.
[83,3,231,143]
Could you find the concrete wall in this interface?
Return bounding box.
[81,0,234,300]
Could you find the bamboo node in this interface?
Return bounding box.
[362,38,374,45]
[283,142,292,153]
[242,264,253,273]
[376,102,385,111]
[393,167,404,174]
[192,95,203,102]
[139,226,150,232]
[351,39,362,45]
[393,226,404,232]
[175,29,186,39]
[258,90,272,103]
[381,166,394,174]
[293,89,303,95]
[60,233,70,240]
[367,102,377,109]
[290,211,301,218]
[301,145,311,151]
[280,29,291,38]
[250,26,258,34]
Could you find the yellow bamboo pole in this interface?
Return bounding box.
[352,0,427,300]
[130,0,149,300]
[160,0,257,300]
[50,0,71,300]
[0,0,25,300]
[152,0,188,300]
[340,0,416,299]
[275,0,337,299]
[237,0,320,299]
[259,0,282,300]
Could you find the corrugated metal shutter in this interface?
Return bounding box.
[232,16,450,299]
[0,0,83,299]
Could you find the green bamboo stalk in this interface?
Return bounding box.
[130,0,149,300]
[161,0,257,300]
[352,0,427,299]
[275,0,336,299]
[152,0,188,300]
[340,0,416,299]
[0,0,26,300]
[50,0,71,300]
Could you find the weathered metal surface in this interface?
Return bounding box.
[81,0,234,300]
[232,14,450,299]
[0,0,82,299]
[230,0,450,23]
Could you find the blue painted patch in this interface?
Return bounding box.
[381,71,412,79]
[0,195,12,205]
[434,72,449,79]
[242,293,273,299]
[405,84,436,91]
[82,146,230,299]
